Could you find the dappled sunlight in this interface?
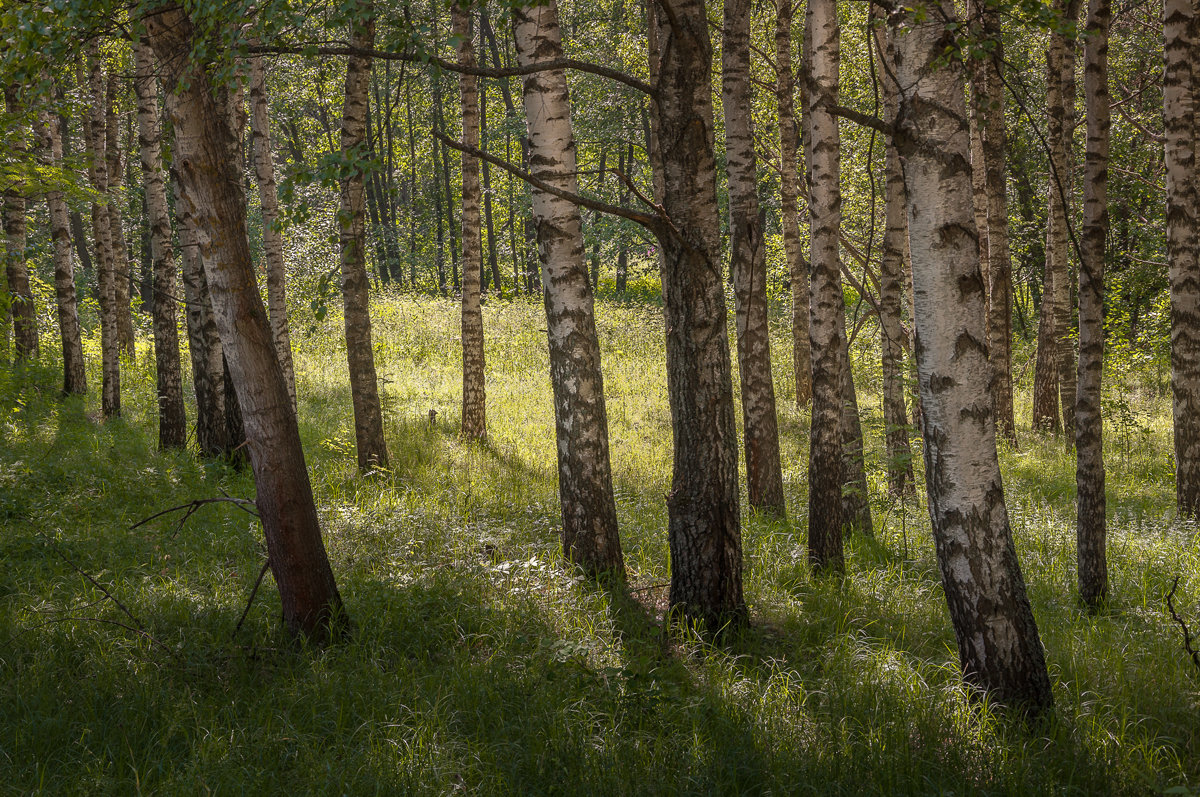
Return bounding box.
[0,293,1197,792]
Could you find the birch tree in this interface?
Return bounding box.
[805,0,846,569]
[1077,0,1110,606]
[649,0,745,627]
[134,41,186,448]
[147,2,347,641]
[2,87,38,363]
[250,52,297,410]
[85,51,120,416]
[1162,0,1200,516]
[105,75,135,359]
[874,15,914,496]
[775,0,812,409]
[33,106,86,394]
[456,3,487,441]
[513,0,624,575]
[889,3,1053,711]
[339,0,390,469]
[724,0,785,515]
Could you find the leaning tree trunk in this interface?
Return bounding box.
[513,0,625,576]
[805,0,846,570]
[147,2,347,642]
[1163,0,1200,517]
[250,52,297,411]
[889,4,1054,713]
[1077,0,1109,607]
[134,41,187,449]
[776,0,812,409]
[456,4,488,441]
[649,0,745,629]
[105,76,136,359]
[339,0,390,469]
[2,88,38,363]
[34,107,86,394]
[85,52,121,416]
[724,0,786,515]
[875,15,915,496]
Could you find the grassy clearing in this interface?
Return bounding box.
[1,292,1198,794]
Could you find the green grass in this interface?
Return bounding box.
[1,292,1198,794]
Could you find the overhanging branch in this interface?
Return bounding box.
[433,130,664,231]
[249,43,655,97]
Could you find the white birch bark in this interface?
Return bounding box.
[513,0,625,574]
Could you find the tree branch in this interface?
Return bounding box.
[433,130,664,231]
[1167,576,1200,672]
[248,43,655,97]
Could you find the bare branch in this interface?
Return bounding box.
[248,43,655,97]
[129,496,259,532]
[233,560,272,638]
[433,130,664,231]
[1167,576,1200,672]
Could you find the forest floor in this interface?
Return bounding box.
[0,293,1197,795]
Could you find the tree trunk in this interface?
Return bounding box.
[3,88,38,363]
[339,0,390,470]
[776,0,812,409]
[456,4,488,441]
[1057,11,1080,440]
[35,106,86,394]
[85,52,121,416]
[513,0,625,576]
[615,144,631,295]
[176,206,227,456]
[979,5,1017,443]
[805,0,846,570]
[147,3,347,642]
[1077,0,1109,607]
[1033,0,1080,433]
[250,52,298,410]
[134,42,187,449]
[1163,0,1200,517]
[889,5,1053,712]
[480,77,503,294]
[724,0,786,516]
[875,16,915,497]
[839,315,873,533]
[106,76,136,359]
[649,0,745,629]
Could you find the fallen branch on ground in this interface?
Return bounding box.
[1167,575,1200,672]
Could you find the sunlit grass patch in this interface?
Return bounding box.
[0,293,1197,794]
